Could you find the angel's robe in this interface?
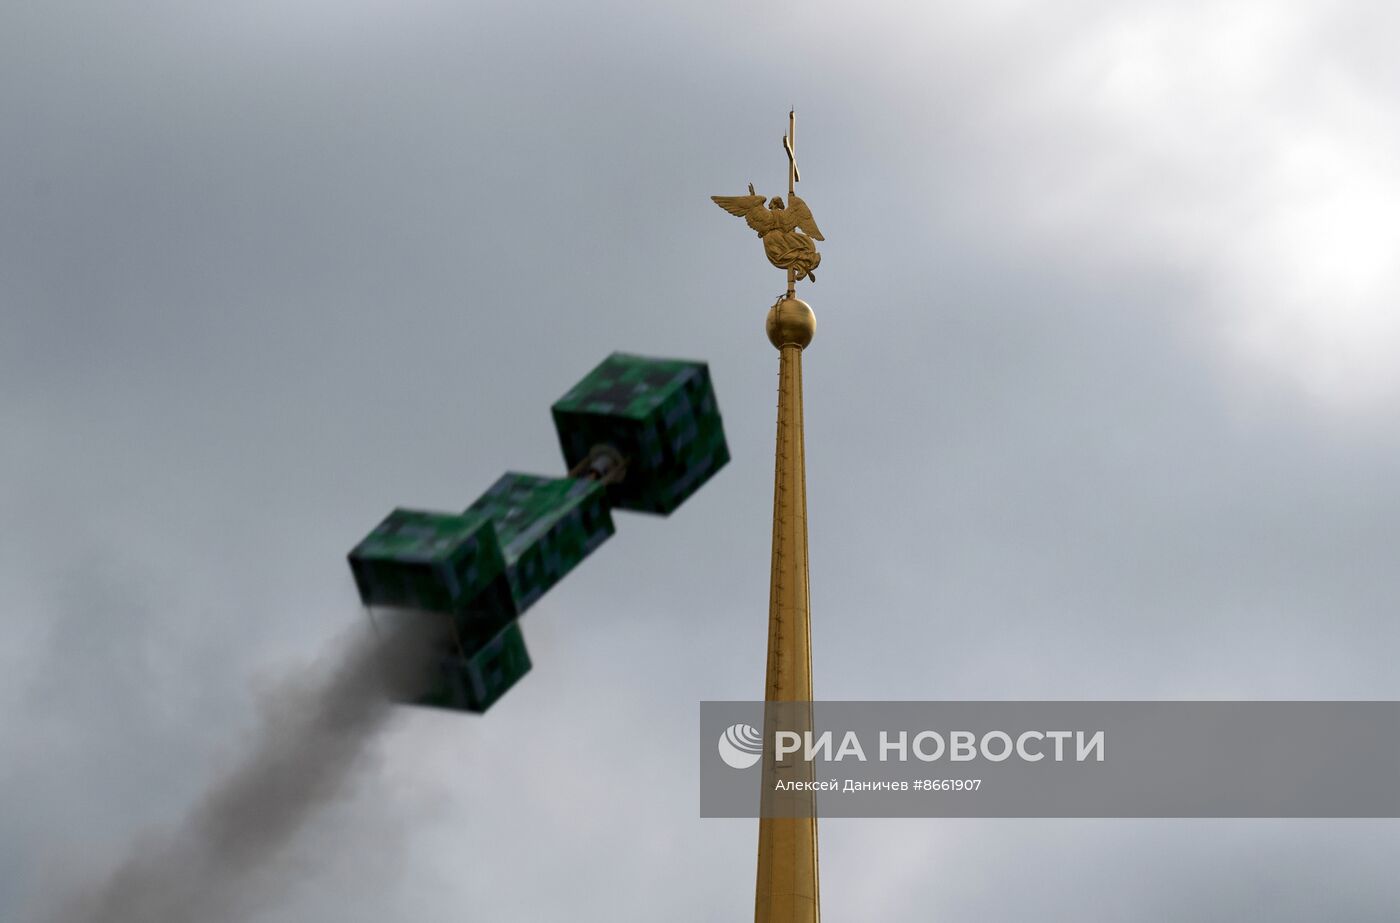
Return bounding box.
[748,208,821,279]
[762,228,821,280]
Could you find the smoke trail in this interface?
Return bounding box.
[54,614,441,923]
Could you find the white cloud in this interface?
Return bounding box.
[988,1,1400,408]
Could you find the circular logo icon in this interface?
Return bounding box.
[717,723,763,769]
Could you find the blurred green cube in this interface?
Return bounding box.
[463,472,615,616]
[347,509,513,629]
[552,353,729,515]
[420,621,532,713]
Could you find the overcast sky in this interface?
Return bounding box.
[5,1,1400,919]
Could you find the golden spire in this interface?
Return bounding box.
[753,293,820,922]
[713,110,822,923]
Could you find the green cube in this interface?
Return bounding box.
[463,472,615,616]
[420,621,533,713]
[551,353,730,515]
[347,509,514,629]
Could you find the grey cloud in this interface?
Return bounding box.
[4,1,1400,920]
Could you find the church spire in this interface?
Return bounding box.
[714,109,824,923]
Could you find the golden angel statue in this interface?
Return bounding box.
[711,183,825,281]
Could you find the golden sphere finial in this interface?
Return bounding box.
[766,297,816,350]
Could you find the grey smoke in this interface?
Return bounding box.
[53,614,441,923]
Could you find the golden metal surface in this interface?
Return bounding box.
[766,298,816,350]
[784,109,799,301]
[754,336,821,923]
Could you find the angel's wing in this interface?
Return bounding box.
[780,194,825,240]
[711,194,771,233]
[711,193,765,218]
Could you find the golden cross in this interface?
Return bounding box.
[783,109,800,196]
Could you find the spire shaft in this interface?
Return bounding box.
[754,331,820,922]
